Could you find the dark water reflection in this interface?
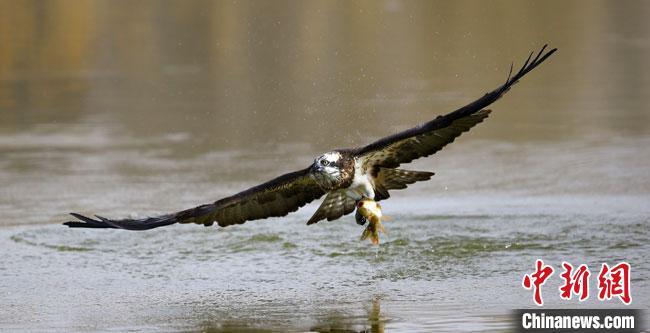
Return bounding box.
[1,0,650,151]
[193,297,385,333]
[1,1,650,332]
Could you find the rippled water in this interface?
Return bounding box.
[2,136,649,332]
[1,1,650,332]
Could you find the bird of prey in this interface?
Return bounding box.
[64,45,556,231]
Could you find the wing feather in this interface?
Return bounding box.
[354,45,556,170]
[64,167,326,230]
[63,45,556,231]
[359,110,490,172]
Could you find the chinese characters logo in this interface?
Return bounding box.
[522,259,631,306]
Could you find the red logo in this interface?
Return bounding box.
[522,259,555,306]
[523,260,631,306]
[559,262,591,301]
[598,262,632,305]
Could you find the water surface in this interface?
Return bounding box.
[1,1,649,332]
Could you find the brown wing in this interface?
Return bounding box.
[373,168,435,200]
[64,167,326,230]
[358,110,491,173]
[306,190,357,225]
[354,45,557,171]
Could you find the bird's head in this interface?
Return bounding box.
[313,151,343,180]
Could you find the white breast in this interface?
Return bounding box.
[346,158,375,200]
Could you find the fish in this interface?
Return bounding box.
[356,198,389,245]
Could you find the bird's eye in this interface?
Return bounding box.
[320,160,329,166]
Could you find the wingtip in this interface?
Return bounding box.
[69,212,96,223]
[65,212,113,228]
[64,213,82,227]
[541,44,558,54]
[504,44,557,88]
[69,212,86,220]
[94,215,109,222]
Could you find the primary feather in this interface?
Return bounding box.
[64,45,556,230]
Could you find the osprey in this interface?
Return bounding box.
[64,45,556,231]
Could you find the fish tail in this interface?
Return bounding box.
[369,234,380,245]
[360,216,382,245]
[377,219,386,234]
[360,226,373,241]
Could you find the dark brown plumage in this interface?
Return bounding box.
[64,45,556,231]
[68,167,326,229]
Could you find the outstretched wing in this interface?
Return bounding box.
[64,167,326,230]
[354,45,557,172]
